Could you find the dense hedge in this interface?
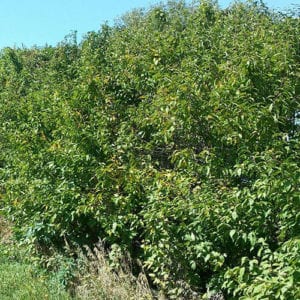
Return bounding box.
[0,1,299,298]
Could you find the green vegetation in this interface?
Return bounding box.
[0,260,70,300]
[0,0,299,298]
[0,234,70,300]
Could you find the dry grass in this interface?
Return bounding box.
[73,243,161,300]
[0,217,12,245]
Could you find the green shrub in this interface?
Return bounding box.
[0,0,299,297]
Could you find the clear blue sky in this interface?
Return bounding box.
[0,0,298,49]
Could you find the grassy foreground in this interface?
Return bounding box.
[0,260,70,300]
[0,217,155,300]
[0,219,70,299]
[0,242,156,300]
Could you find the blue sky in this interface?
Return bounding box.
[0,0,298,49]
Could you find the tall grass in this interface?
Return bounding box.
[73,243,157,300]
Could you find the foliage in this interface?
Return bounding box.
[221,238,300,299]
[0,0,299,298]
